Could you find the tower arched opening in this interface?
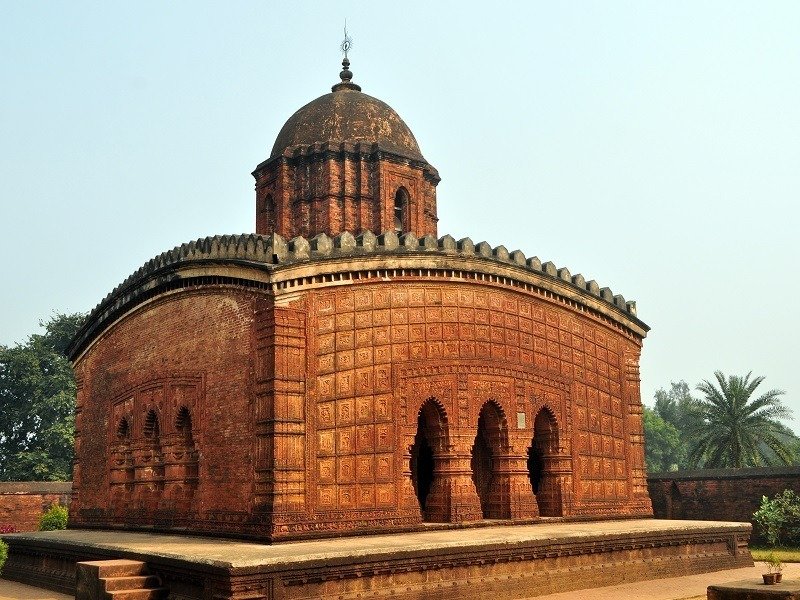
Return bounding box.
[394,187,409,234]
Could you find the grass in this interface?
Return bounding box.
[751,546,800,562]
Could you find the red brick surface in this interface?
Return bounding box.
[255,151,439,240]
[648,467,800,542]
[70,289,264,533]
[69,268,652,540]
[0,483,71,532]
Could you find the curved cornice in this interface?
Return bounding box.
[253,141,441,185]
[67,231,649,362]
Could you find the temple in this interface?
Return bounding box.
[65,56,653,542]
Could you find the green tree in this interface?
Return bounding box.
[687,371,793,468]
[643,407,687,473]
[653,381,696,432]
[0,313,85,481]
[648,380,697,469]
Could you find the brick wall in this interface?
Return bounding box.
[0,482,72,532]
[254,149,439,240]
[70,287,265,533]
[648,466,800,542]
[69,247,651,540]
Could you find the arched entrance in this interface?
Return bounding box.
[410,399,447,521]
[471,402,508,519]
[528,408,562,516]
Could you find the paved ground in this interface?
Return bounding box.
[1,564,797,599]
[530,563,800,600]
[2,519,747,568]
[0,580,70,600]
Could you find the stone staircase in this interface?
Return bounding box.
[75,559,168,600]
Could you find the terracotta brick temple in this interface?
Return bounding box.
[61,57,654,543]
[2,55,755,600]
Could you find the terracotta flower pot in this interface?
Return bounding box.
[763,573,778,585]
[776,572,783,583]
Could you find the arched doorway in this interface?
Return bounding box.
[528,408,562,516]
[410,399,447,521]
[471,402,508,519]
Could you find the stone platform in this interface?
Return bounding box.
[1,519,752,600]
[708,579,800,599]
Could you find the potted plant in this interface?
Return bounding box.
[772,555,784,583]
[763,552,782,585]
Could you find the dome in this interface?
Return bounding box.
[270,80,425,162]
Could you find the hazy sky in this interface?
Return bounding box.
[2,3,798,424]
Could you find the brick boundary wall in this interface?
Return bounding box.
[0,482,72,532]
[648,466,800,543]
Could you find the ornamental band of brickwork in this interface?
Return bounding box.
[65,61,652,542]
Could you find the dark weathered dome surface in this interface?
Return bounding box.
[270,88,424,161]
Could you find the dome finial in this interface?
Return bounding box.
[333,22,361,92]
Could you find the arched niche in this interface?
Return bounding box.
[142,409,165,494]
[410,398,448,521]
[174,406,199,495]
[111,417,135,496]
[471,401,509,519]
[528,407,563,517]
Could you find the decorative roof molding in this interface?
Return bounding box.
[253,140,441,184]
[67,231,646,361]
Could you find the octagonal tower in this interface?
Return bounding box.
[253,58,440,240]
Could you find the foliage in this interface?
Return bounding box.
[753,490,800,547]
[646,376,799,471]
[643,407,686,473]
[645,381,697,471]
[751,547,800,563]
[0,313,85,481]
[0,539,6,575]
[764,551,783,573]
[38,504,68,531]
[0,524,16,533]
[686,372,793,468]
[653,380,697,434]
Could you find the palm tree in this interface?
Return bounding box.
[687,371,793,468]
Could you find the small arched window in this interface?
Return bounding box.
[264,193,274,213]
[394,187,409,234]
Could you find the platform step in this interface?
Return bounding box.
[103,588,168,600]
[92,559,149,578]
[102,575,161,591]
